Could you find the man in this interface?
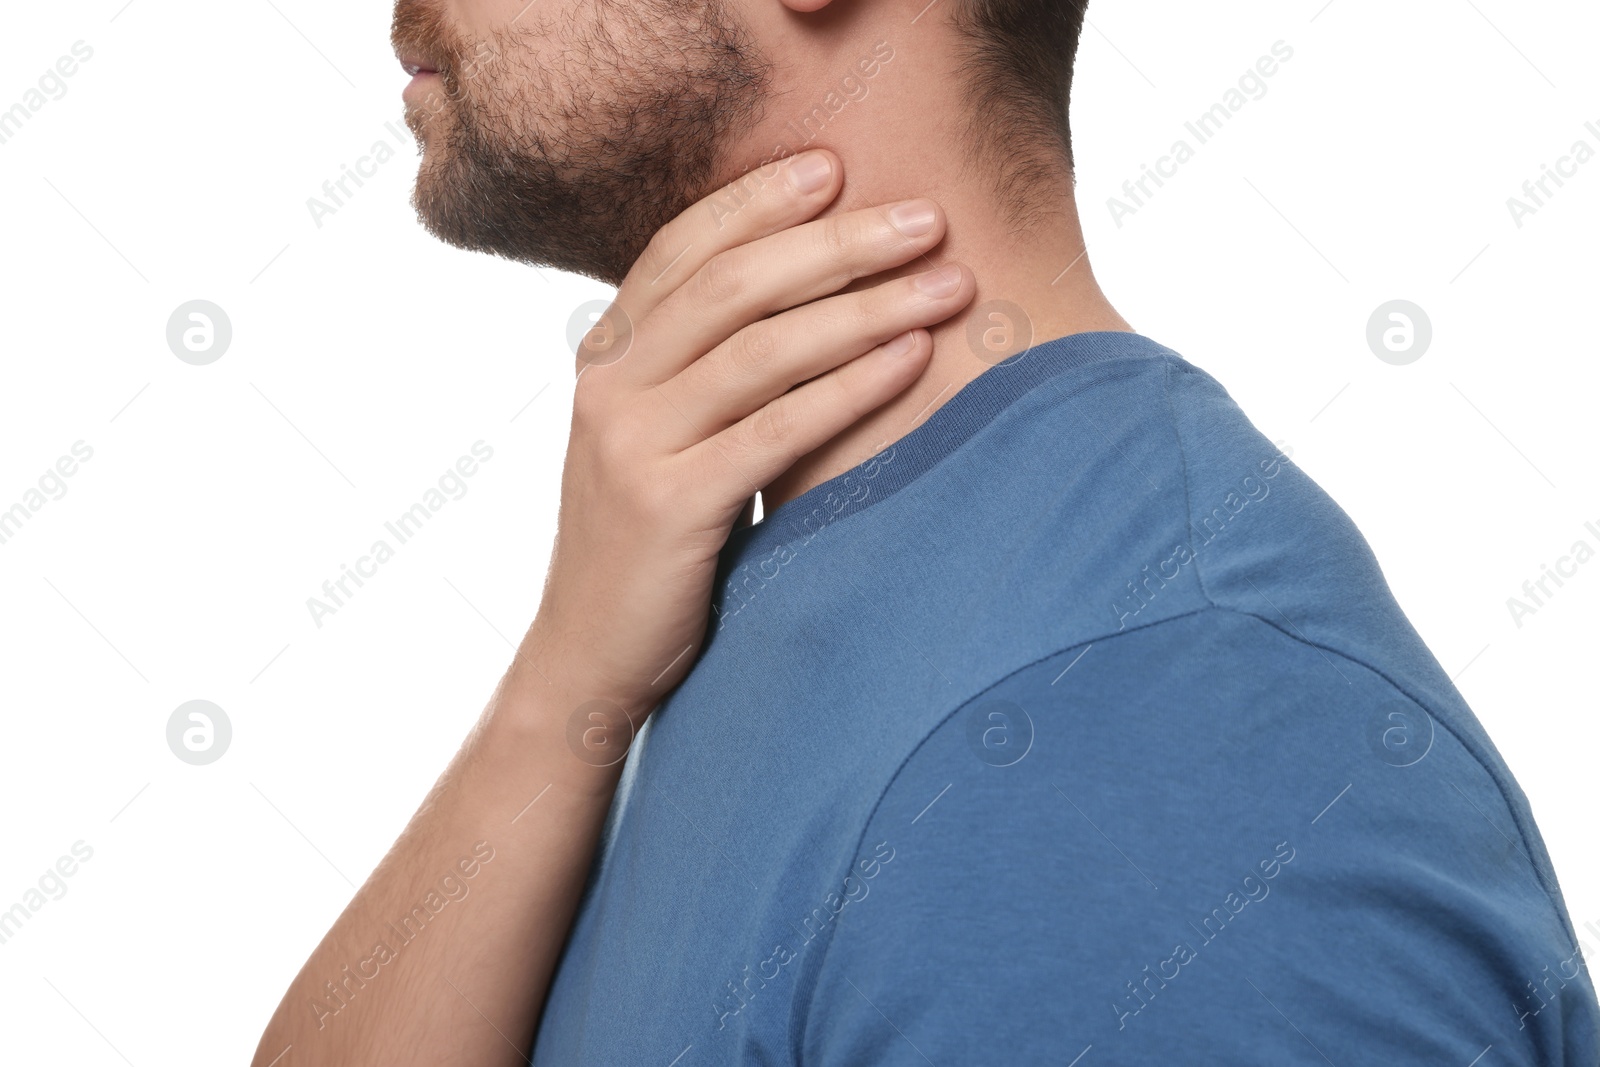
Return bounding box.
[255,0,1599,1063]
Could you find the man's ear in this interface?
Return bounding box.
[778,0,835,11]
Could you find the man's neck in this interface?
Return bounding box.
[758,177,1131,514]
[717,14,1132,514]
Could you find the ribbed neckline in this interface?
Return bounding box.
[720,330,1173,565]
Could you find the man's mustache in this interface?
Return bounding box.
[392,0,459,79]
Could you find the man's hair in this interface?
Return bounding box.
[952,0,1089,226]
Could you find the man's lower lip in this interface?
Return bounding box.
[402,71,442,97]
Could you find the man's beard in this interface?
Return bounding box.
[391,0,771,286]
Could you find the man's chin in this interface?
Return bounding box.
[401,105,438,151]
[409,180,623,286]
[399,105,722,286]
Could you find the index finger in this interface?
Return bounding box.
[615,149,844,321]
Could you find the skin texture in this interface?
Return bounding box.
[255,1,1128,1063]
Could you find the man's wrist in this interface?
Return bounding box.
[482,625,650,797]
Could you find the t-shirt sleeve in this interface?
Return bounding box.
[799,610,1598,1066]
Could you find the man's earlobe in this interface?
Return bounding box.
[778,0,835,11]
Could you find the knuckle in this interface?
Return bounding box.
[857,285,899,331]
[695,250,748,306]
[728,324,781,376]
[818,289,885,347]
[818,215,858,263]
[748,402,796,454]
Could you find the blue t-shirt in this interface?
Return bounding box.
[533,331,1597,1065]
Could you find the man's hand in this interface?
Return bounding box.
[252,150,971,1066]
[525,147,971,730]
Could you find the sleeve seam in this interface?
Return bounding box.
[799,602,1574,1058]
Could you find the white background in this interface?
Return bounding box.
[1,0,1595,1062]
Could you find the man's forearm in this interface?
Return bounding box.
[251,644,625,1067]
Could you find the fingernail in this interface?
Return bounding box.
[882,330,918,358]
[913,265,961,297]
[789,153,833,194]
[888,200,937,238]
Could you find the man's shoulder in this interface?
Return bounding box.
[800,607,1596,1063]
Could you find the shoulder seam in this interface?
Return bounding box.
[1160,355,1218,611]
[1156,358,1568,927]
